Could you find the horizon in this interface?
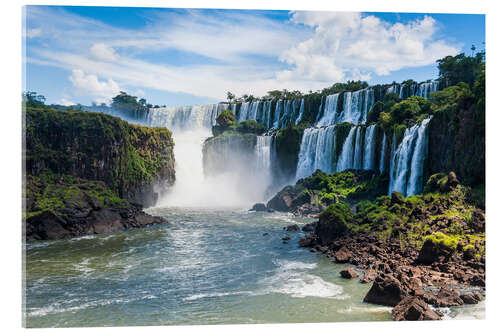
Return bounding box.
[23,6,485,107]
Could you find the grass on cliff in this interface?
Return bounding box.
[25,174,129,219]
[318,174,485,259]
[25,106,175,197]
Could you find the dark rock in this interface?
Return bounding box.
[391,191,405,205]
[262,232,269,236]
[431,287,464,307]
[299,234,316,247]
[416,238,455,264]
[363,274,407,306]
[267,208,275,213]
[250,203,267,212]
[460,293,480,305]
[340,268,359,279]
[470,208,485,232]
[392,296,442,321]
[282,236,291,241]
[334,246,353,263]
[360,269,377,283]
[301,222,317,232]
[285,224,300,232]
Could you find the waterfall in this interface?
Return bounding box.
[416,81,439,98]
[255,135,273,180]
[379,133,387,174]
[388,117,432,196]
[353,127,364,170]
[147,104,228,130]
[295,126,337,180]
[272,100,283,129]
[295,99,305,125]
[316,93,339,126]
[406,117,432,196]
[336,127,357,172]
[362,125,377,171]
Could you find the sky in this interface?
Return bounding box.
[23,6,485,107]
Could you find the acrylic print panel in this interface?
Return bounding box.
[23,4,485,328]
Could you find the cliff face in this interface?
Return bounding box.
[25,107,175,207]
[202,132,256,177]
[427,93,485,188]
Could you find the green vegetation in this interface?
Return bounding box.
[285,169,388,209]
[111,91,152,119]
[437,51,485,88]
[318,173,485,258]
[212,109,266,137]
[25,174,128,219]
[25,106,175,198]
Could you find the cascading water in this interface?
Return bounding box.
[295,99,305,125]
[336,127,357,172]
[316,93,339,127]
[295,126,337,180]
[362,125,377,171]
[379,133,387,174]
[353,127,364,170]
[388,117,432,196]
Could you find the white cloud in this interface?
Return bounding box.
[57,98,75,106]
[25,7,460,103]
[68,69,120,104]
[90,43,119,62]
[25,28,41,38]
[278,12,459,82]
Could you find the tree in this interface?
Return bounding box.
[390,96,431,123]
[226,91,235,102]
[436,51,485,88]
[22,91,46,106]
[111,91,148,117]
[215,109,235,128]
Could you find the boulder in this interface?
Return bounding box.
[460,292,482,305]
[298,234,316,248]
[416,235,456,264]
[301,222,317,232]
[340,268,359,279]
[360,269,377,283]
[334,246,353,263]
[391,191,405,205]
[315,203,352,244]
[363,274,407,306]
[285,224,300,232]
[392,296,442,321]
[470,208,485,232]
[430,287,464,307]
[250,203,267,212]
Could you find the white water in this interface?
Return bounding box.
[379,133,387,174]
[295,126,337,180]
[317,93,340,126]
[388,117,432,196]
[336,127,357,172]
[362,125,377,171]
[147,104,272,207]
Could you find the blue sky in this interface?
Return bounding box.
[23,6,485,106]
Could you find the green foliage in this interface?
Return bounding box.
[389,96,431,124]
[111,91,149,118]
[25,107,174,197]
[320,80,369,96]
[216,109,236,128]
[430,83,473,116]
[424,232,458,251]
[25,174,128,219]
[23,91,46,107]
[235,120,266,135]
[366,101,384,123]
[437,51,485,88]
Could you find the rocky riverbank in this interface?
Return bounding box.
[285,171,486,320]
